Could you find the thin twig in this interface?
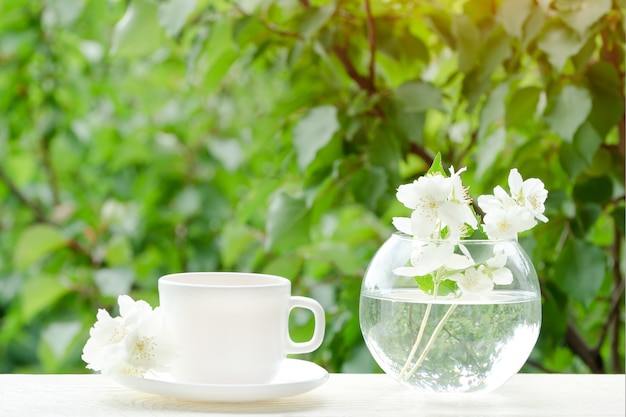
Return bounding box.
[565,322,604,373]
[331,45,375,94]
[0,166,47,223]
[598,224,625,372]
[409,143,434,166]
[260,6,303,40]
[41,131,60,206]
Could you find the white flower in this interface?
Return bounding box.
[395,174,450,238]
[485,250,514,285]
[450,266,494,295]
[481,205,537,240]
[391,216,413,235]
[394,241,474,277]
[476,185,516,213]
[394,169,477,239]
[477,169,548,240]
[508,168,549,223]
[449,249,514,295]
[82,295,177,377]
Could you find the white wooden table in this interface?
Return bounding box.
[1,373,624,417]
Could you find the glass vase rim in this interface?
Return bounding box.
[390,232,517,245]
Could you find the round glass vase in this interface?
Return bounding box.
[359,233,541,394]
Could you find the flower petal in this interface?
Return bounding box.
[492,267,513,285]
[392,217,413,235]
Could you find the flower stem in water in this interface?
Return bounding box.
[399,302,432,378]
[402,303,458,380]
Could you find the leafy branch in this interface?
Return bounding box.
[0,166,47,223]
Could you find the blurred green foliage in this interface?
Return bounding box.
[0,0,623,374]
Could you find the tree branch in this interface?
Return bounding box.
[41,129,60,205]
[331,45,375,94]
[0,163,95,264]
[596,223,625,372]
[565,322,605,373]
[408,142,434,167]
[0,166,47,223]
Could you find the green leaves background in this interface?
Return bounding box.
[0,0,623,374]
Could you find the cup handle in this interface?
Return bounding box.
[285,296,325,354]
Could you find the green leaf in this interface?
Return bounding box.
[476,127,506,179]
[585,147,614,177]
[110,0,166,57]
[586,62,625,137]
[41,320,82,361]
[94,268,134,297]
[558,0,611,36]
[42,0,86,28]
[543,85,592,142]
[172,186,202,218]
[208,139,244,172]
[415,276,457,296]
[451,14,480,73]
[203,49,238,92]
[393,81,444,113]
[558,122,602,178]
[103,235,133,266]
[573,176,613,204]
[389,101,426,145]
[572,122,602,166]
[158,0,197,37]
[426,152,445,176]
[220,223,257,269]
[377,23,429,64]
[265,192,311,251]
[233,16,264,47]
[20,275,69,321]
[293,105,339,172]
[553,238,606,307]
[479,82,509,137]
[537,21,587,71]
[558,142,587,179]
[571,203,602,238]
[522,3,547,48]
[262,255,303,279]
[424,9,455,48]
[297,5,334,39]
[14,225,66,270]
[312,243,364,276]
[537,282,568,351]
[350,166,388,210]
[498,0,533,38]
[480,27,512,76]
[506,86,541,129]
[308,174,341,225]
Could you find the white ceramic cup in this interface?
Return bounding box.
[158,272,325,385]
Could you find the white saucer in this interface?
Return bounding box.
[110,359,329,402]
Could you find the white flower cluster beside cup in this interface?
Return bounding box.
[391,155,548,296]
[82,295,177,377]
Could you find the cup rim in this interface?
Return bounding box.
[158,272,291,288]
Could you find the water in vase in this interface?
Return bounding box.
[360,289,541,393]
